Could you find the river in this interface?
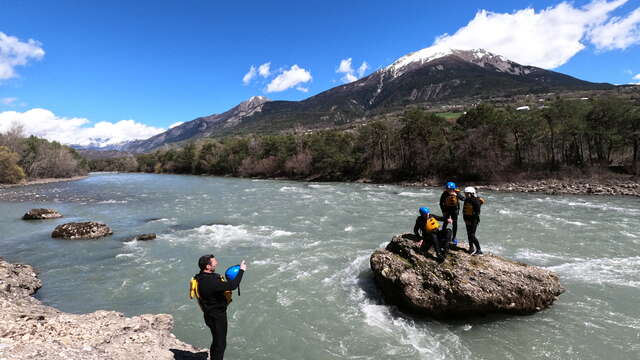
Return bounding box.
[1,173,639,359]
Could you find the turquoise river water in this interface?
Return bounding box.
[1,173,639,359]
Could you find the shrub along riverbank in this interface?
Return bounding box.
[0,125,88,184]
[90,97,639,184]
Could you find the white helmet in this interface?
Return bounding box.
[464,186,476,195]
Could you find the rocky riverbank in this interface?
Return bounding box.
[0,176,88,189]
[0,257,206,360]
[401,177,640,197]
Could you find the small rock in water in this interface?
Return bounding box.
[135,233,157,241]
[51,222,113,239]
[22,208,63,220]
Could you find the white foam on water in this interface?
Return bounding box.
[541,197,640,215]
[397,191,432,198]
[344,226,353,232]
[163,224,281,249]
[548,256,640,288]
[97,199,127,204]
[514,248,580,265]
[115,253,135,259]
[308,184,334,189]
[279,186,308,194]
[620,231,639,238]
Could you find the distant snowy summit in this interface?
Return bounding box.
[384,48,534,77]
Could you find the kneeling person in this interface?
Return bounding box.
[414,207,453,262]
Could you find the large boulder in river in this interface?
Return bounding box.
[51,222,113,239]
[0,257,206,360]
[370,234,564,318]
[22,208,63,220]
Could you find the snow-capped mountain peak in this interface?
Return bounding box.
[385,47,526,77]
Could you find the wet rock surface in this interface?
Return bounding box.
[0,257,206,360]
[135,233,157,241]
[22,208,63,220]
[51,221,113,239]
[370,234,564,318]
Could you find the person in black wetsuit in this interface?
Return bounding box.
[195,255,246,360]
[414,207,453,262]
[462,186,485,255]
[440,181,465,244]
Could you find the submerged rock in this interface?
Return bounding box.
[51,222,113,239]
[0,257,206,360]
[370,234,564,318]
[135,233,157,241]
[22,208,63,220]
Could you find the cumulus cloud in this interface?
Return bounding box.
[296,86,309,93]
[0,32,45,80]
[590,7,640,50]
[0,108,164,146]
[242,65,257,85]
[414,0,634,69]
[258,62,271,77]
[1,97,17,105]
[168,121,184,129]
[266,65,312,93]
[336,58,369,83]
[634,73,640,80]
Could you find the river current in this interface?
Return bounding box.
[1,173,639,359]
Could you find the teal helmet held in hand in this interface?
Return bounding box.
[225,265,241,281]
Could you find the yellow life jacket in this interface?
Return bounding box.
[463,202,474,216]
[189,276,233,305]
[189,277,199,299]
[445,191,459,207]
[463,197,485,216]
[425,217,440,232]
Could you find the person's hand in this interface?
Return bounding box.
[417,240,423,247]
[447,218,453,224]
[240,260,247,271]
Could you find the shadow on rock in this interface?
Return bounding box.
[170,349,209,360]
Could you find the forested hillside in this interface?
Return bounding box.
[91,97,639,182]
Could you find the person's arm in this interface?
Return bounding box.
[207,271,244,291]
[457,191,465,201]
[439,192,446,209]
[413,217,421,237]
[474,198,482,217]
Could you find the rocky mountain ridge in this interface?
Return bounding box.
[112,48,614,153]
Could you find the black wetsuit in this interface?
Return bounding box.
[463,196,483,254]
[440,190,465,241]
[196,270,244,360]
[414,214,452,260]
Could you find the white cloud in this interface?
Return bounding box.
[266,65,312,93]
[0,108,164,146]
[336,58,369,83]
[1,97,17,105]
[242,65,257,85]
[258,62,271,77]
[634,73,640,80]
[0,32,45,80]
[413,0,632,69]
[590,7,640,50]
[168,121,184,129]
[296,86,309,93]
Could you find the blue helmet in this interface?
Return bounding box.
[225,265,241,281]
[419,207,430,216]
[446,181,456,189]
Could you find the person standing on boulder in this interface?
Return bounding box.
[462,187,484,255]
[440,181,465,245]
[414,207,453,262]
[195,255,246,360]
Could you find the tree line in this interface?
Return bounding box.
[0,125,89,184]
[90,97,640,182]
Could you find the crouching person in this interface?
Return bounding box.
[414,207,453,262]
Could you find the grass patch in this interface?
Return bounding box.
[435,112,464,120]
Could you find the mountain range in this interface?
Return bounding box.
[86,48,615,154]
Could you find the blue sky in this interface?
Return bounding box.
[0,0,639,146]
